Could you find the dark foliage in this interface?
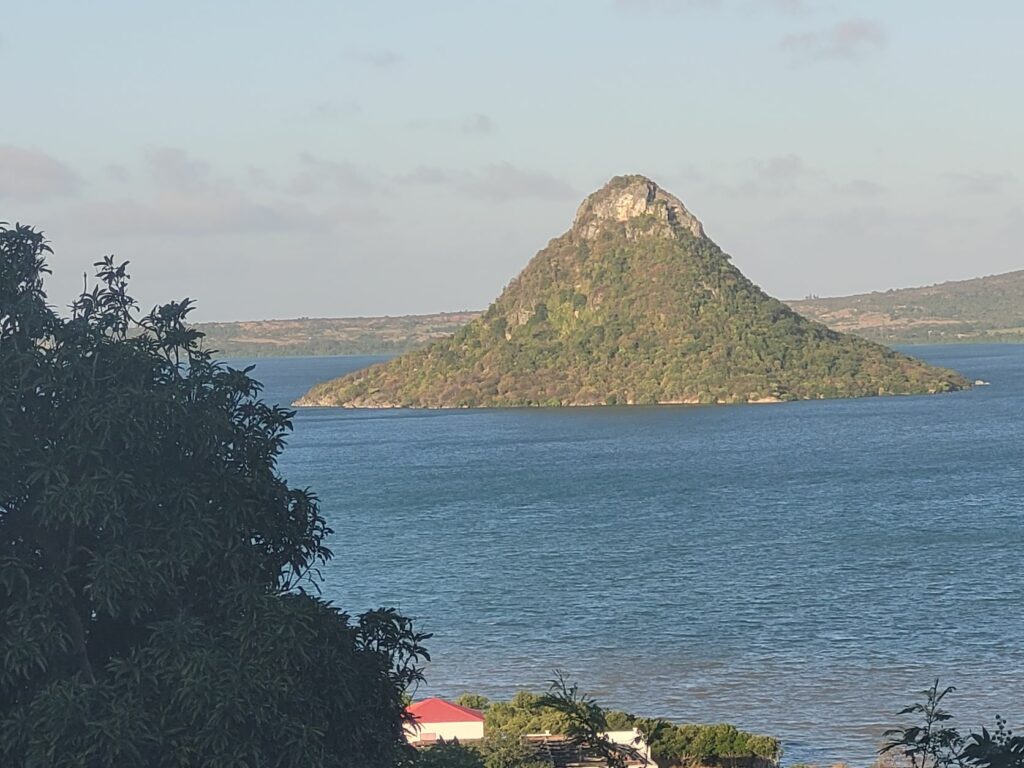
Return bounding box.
[881,681,1024,768]
[414,739,486,768]
[0,224,430,767]
[538,672,647,768]
[962,716,1024,768]
[451,685,779,768]
[881,681,964,768]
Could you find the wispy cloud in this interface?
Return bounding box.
[781,18,886,62]
[347,49,403,70]
[405,113,498,136]
[306,100,362,120]
[0,145,81,202]
[397,163,576,203]
[613,0,721,10]
[835,178,887,198]
[735,154,819,195]
[64,196,324,238]
[758,0,807,14]
[943,171,1015,196]
[144,146,214,195]
[462,113,496,136]
[397,165,455,185]
[244,165,275,190]
[60,148,364,238]
[287,153,379,197]
[458,164,577,203]
[105,163,131,182]
[617,0,805,11]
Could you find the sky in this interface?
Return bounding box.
[3,0,1022,321]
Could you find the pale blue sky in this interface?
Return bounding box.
[3,0,1022,320]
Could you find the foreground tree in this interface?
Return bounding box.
[538,672,648,768]
[0,224,429,767]
[880,681,965,768]
[881,681,1024,768]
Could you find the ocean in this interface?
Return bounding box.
[240,344,1023,766]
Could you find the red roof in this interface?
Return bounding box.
[406,697,485,724]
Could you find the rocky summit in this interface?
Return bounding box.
[296,175,969,408]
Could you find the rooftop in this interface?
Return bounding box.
[406,697,485,724]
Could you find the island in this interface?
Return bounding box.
[295,175,969,408]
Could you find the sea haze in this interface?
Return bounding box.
[243,345,1024,767]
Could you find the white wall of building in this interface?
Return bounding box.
[606,730,653,765]
[405,719,485,744]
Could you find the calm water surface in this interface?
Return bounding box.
[242,345,1023,766]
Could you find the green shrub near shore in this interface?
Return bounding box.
[445,690,781,768]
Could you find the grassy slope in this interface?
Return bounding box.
[790,270,1024,344]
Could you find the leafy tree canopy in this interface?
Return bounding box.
[0,224,429,767]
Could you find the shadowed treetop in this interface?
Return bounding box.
[0,223,429,767]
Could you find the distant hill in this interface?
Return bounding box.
[295,175,967,408]
[790,270,1024,344]
[195,267,1024,357]
[194,312,479,358]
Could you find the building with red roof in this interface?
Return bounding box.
[404,697,485,745]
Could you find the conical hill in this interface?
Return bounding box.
[296,175,969,408]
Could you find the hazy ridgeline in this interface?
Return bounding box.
[194,270,1024,358]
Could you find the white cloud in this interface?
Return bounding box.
[347,49,403,70]
[144,147,214,195]
[835,179,887,197]
[0,145,81,202]
[462,113,496,136]
[396,163,576,203]
[734,154,820,196]
[63,195,324,238]
[781,18,886,62]
[943,171,1015,196]
[287,153,379,197]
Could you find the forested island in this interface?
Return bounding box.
[295,176,967,408]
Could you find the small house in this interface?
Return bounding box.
[404,697,485,745]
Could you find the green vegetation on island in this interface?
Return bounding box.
[791,270,1024,345]
[296,176,968,408]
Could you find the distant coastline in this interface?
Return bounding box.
[199,331,1024,360]
[195,268,1024,358]
[789,268,1024,346]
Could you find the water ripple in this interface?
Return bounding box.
[245,345,1024,767]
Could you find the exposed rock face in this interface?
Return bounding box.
[573,175,704,241]
[296,175,970,409]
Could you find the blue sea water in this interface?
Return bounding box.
[241,345,1023,766]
